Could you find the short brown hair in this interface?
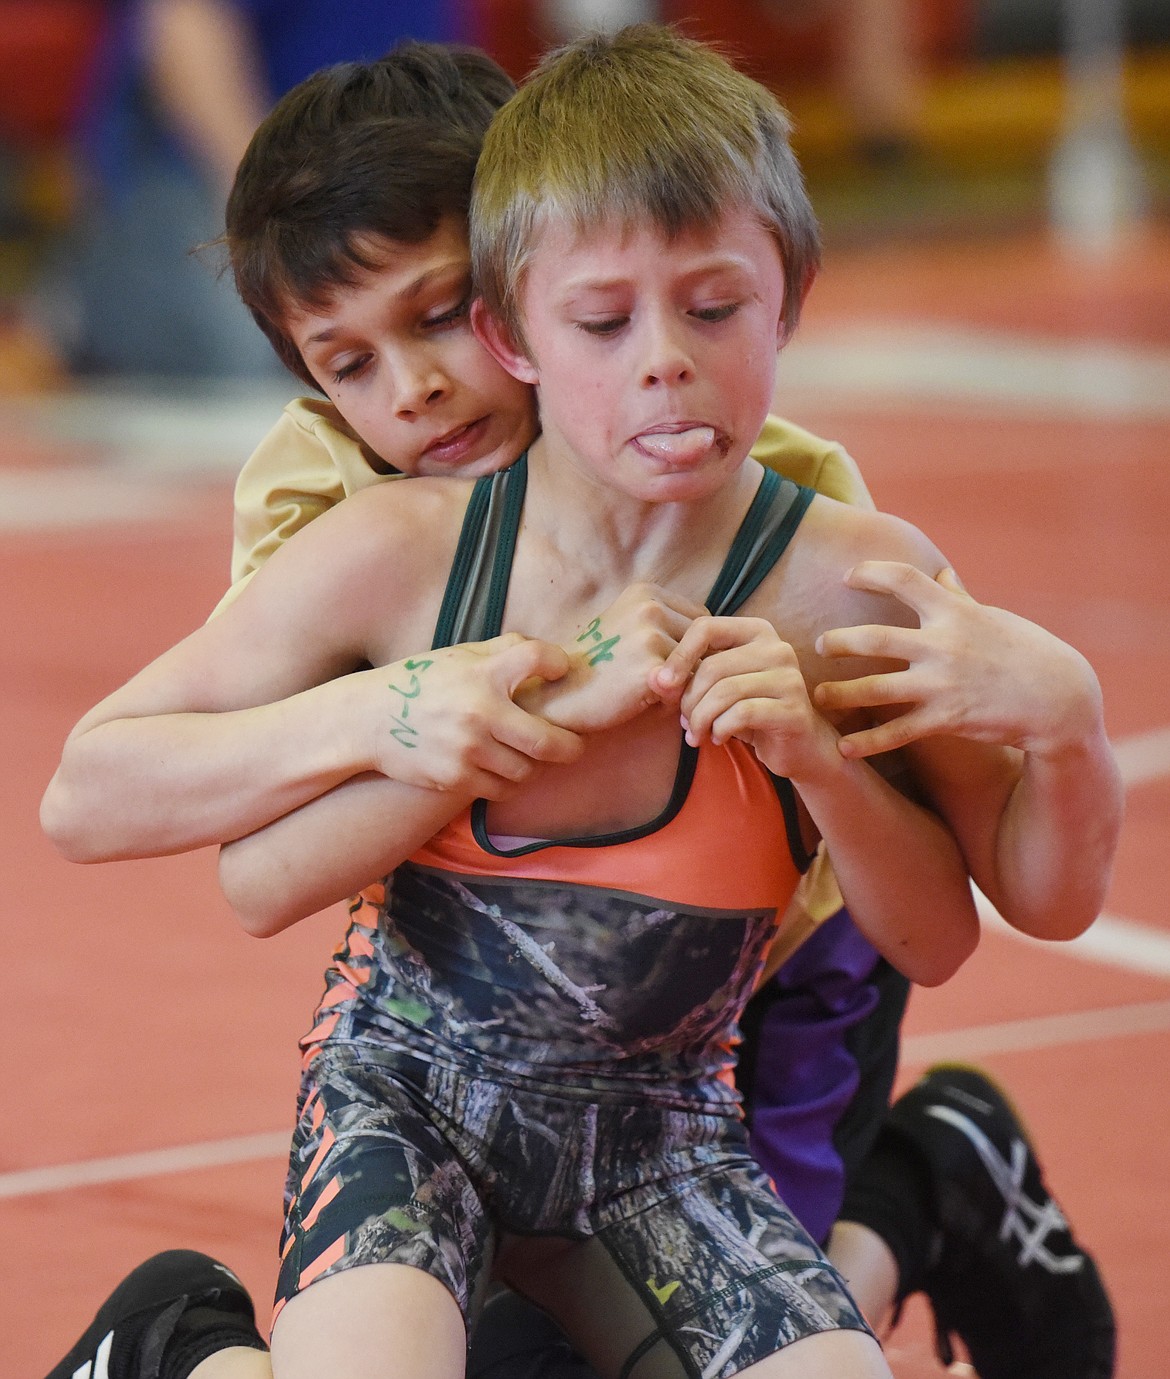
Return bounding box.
[225,42,515,387]
[471,24,821,352]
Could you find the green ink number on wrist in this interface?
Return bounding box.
[388,718,419,748]
[386,657,435,748]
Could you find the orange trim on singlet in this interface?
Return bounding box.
[346,926,376,960]
[302,1009,340,1047]
[296,1235,346,1291]
[326,961,373,993]
[301,1175,342,1231]
[301,1125,336,1191]
[402,740,801,915]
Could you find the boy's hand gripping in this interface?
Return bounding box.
[812,562,1106,760]
[524,583,709,736]
[652,616,841,783]
[373,635,583,800]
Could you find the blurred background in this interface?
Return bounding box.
[0,0,1167,398]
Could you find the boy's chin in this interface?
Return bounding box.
[412,418,531,480]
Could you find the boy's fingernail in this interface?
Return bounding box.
[814,635,824,656]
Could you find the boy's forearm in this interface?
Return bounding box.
[41,676,376,863]
[798,753,979,987]
[911,647,1122,940]
[218,773,472,937]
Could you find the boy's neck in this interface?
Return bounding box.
[522,435,765,586]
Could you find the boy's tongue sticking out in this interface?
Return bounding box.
[636,426,716,464]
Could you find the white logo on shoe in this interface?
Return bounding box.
[72,1328,112,1379]
[925,1104,1086,1275]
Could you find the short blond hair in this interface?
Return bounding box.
[471,24,821,349]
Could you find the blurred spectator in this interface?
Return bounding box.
[758,0,924,162]
[31,0,466,381]
[543,1,924,163]
[832,0,923,160]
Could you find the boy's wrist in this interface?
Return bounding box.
[765,715,853,793]
[1023,717,1113,773]
[1018,652,1107,761]
[342,667,390,777]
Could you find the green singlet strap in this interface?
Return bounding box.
[431,455,529,649]
[705,468,814,617]
[703,467,818,874]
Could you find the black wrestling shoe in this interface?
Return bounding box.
[888,1065,1116,1379]
[46,1250,266,1379]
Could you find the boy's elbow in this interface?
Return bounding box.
[40,772,106,864]
[901,915,979,989]
[911,948,970,989]
[221,883,292,940]
[229,895,289,940]
[993,833,1120,944]
[217,842,303,939]
[1000,894,1104,944]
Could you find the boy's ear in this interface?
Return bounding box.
[471,298,539,385]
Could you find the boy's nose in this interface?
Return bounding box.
[639,317,694,388]
[394,361,450,417]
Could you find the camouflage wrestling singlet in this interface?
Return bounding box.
[275,459,873,1377]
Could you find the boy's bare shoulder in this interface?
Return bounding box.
[758,495,949,664]
[799,494,945,572]
[291,474,471,558]
[236,475,476,655]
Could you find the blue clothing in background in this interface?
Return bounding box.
[82,0,465,192]
[40,0,466,380]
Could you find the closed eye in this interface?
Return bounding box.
[692,303,740,323]
[332,353,373,384]
[423,294,472,331]
[576,317,629,336]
